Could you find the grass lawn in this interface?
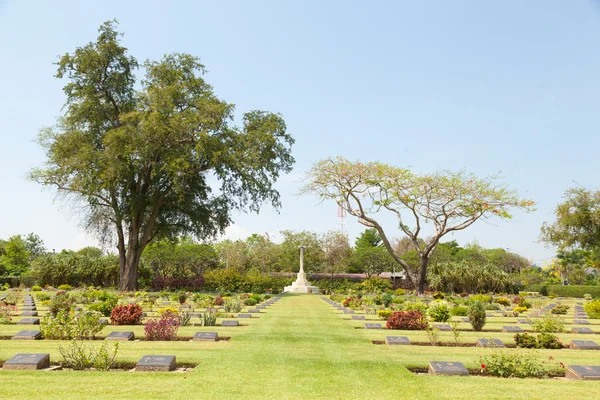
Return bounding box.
[0,294,599,399]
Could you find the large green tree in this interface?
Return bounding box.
[351,229,394,277]
[302,157,534,295]
[541,187,600,263]
[30,21,294,290]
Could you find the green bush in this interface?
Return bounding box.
[48,294,75,316]
[87,294,118,317]
[531,312,564,333]
[432,291,445,299]
[470,294,491,303]
[468,300,486,331]
[514,333,537,349]
[428,301,451,322]
[59,339,118,371]
[584,300,600,318]
[450,305,468,316]
[536,333,565,349]
[377,310,392,320]
[526,285,600,298]
[244,298,258,306]
[224,298,243,313]
[36,293,51,302]
[41,310,105,339]
[360,277,392,293]
[382,293,393,308]
[481,352,563,378]
[58,284,73,291]
[31,285,42,292]
[551,305,569,315]
[404,302,428,314]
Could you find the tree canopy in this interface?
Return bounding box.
[30,21,294,290]
[302,157,534,294]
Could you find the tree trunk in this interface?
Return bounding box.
[416,256,429,296]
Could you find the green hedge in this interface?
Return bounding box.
[526,284,600,298]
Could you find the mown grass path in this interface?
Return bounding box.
[1,295,599,399]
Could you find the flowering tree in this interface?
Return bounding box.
[302,157,534,295]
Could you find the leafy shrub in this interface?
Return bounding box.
[496,297,511,307]
[481,352,564,378]
[179,310,192,326]
[151,276,204,291]
[584,300,600,318]
[428,301,451,322]
[450,305,468,316]
[514,333,537,349]
[526,285,600,298]
[386,310,427,330]
[394,288,406,295]
[377,310,392,320]
[584,294,593,301]
[202,308,219,326]
[404,302,428,314]
[536,333,565,349]
[513,306,528,314]
[158,306,179,315]
[518,299,532,309]
[59,339,118,370]
[36,293,51,301]
[110,304,143,325]
[382,293,393,307]
[224,298,243,313]
[512,296,525,304]
[144,312,181,341]
[531,312,564,333]
[244,298,258,306]
[486,303,501,310]
[58,284,73,291]
[48,293,75,316]
[178,292,187,304]
[470,294,491,303]
[88,293,118,317]
[432,291,445,299]
[360,277,392,293]
[468,300,486,331]
[31,285,42,292]
[41,310,105,339]
[551,305,569,315]
[214,296,224,306]
[0,303,16,324]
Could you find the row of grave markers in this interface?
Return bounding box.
[2,296,281,372]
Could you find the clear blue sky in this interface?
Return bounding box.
[1,1,599,264]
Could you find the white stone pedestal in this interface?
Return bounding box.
[284,246,319,294]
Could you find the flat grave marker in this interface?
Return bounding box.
[365,323,382,329]
[20,311,38,317]
[517,319,530,324]
[461,317,469,323]
[428,361,469,376]
[570,340,600,350]
[352,316,366,320]
[248,309,260,313]
[106,331,135,341]
[572,327,594,334]
[221,320,239,327]
[476,338,505,348]
[502,326,523,333]
[237,314,251,318]
[574,320,590,325]
[566,365,600,380]
[433,324,452,331]
[11,330,41,340]
[386,336,410,345]
[135,355,176,372]
[3,353,50,370]
[193,332,218,341]
[17,318,40,325]
[343,309,355,314]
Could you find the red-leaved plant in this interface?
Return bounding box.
[144,312,181,341]
[110,303,143,325]
[386,310,428,330]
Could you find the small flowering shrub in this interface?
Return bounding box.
[514,333,537,349]
[468,300,486,331]
[480,352,564,378]
[244,298,258,306]
[551,305,569,315]
[31,285,42,292]
[0,303,16,324]
[404,302,428,314]
[214,296,224,306]
[513,306,528,314]
[432,291,445,300]
[41,310,105,339]
[515,333,565,349]
[58,284,73,291]
[224,298,243,313]
[48,293,75,316]
[531,312,564,333]
[202,308,219,326]
[158,306,179,316]
[386,310,427,330]
[450,305,468,316]
[382,293,393,308]
[110,304,143,325]
[496,297,511,307]
[144,312,181,341]
[428,301,451,322]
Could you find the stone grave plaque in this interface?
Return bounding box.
[135,355,176,372]
[365,323,382,329]
[100,318,110,325]
[343,309,355,314]
[20,311,38,317]
[502,326,523,333]
[461,317,469,323]
[433,324,452,331]
[572,327,594,334]
[3,353,50,370]
[17,318,40,325]
[476,338,505,348]
[566,365,600,380]
[238,314,251,318]
[485,313,495,317]
[21,306,36,311]
[574,320,590,325]
[189,313,201,318]
[386,336,410,345]
[517,319,530,324]
[11,330,42,340]
[570,340,600,350]
[221,320,239,327]
[256,305,266,309]
[248,309,260,313]
[193,332,218,341]
[352,316,366,320]
[574,315,589,319]
[106,331,135,341]
[428,361,469,376]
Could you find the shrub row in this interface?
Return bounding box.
[525,285,600,298]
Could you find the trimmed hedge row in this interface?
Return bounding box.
[526,284,600,298]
